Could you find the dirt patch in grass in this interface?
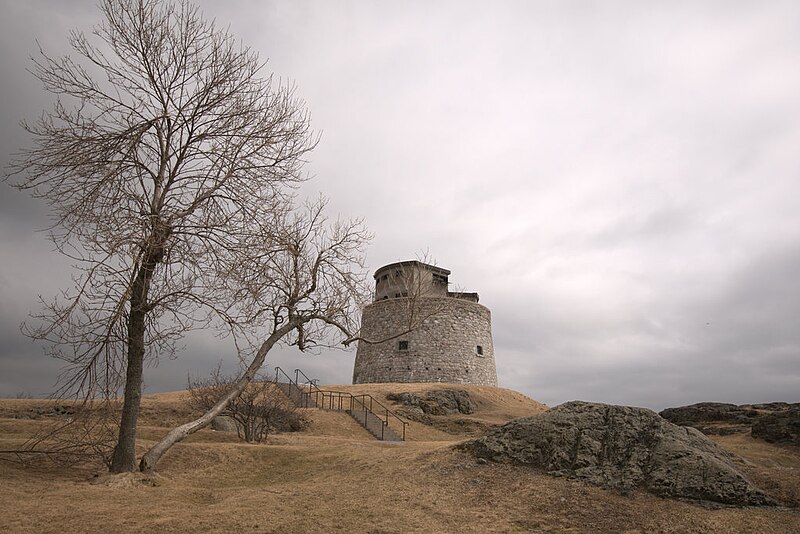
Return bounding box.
[709,433,800,508]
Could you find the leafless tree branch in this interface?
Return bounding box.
[5,0,318,473]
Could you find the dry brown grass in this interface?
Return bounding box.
[1,385,798,533]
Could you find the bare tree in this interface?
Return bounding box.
[138,198,372,472]
[188,366,307,443]
[6,0,316,473]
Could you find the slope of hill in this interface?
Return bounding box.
[1,385,798,533]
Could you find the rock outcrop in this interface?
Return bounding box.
[461,401,774,506]
[387,389,476,416]
[751,406,800,446]
[211,415,238,432]
[661,402,800,444]
[659,402,758,436]
[659,402,758,426]
[387,389,487,436]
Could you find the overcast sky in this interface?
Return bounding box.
[1,1,799,410]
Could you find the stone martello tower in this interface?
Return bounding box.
[352,261,497,386]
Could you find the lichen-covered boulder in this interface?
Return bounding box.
[751,406,800,446]
[460,401,774,506]
[659,402,759,429]
[387,389,476,415]
[421,389,476,415]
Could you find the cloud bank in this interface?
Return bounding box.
[1,0,798,409]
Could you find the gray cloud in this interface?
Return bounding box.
[1,0,798,409]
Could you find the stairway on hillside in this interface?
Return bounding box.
[274,367,406,442]
[349,396,403,441]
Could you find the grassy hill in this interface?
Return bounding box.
[1,384,798,533]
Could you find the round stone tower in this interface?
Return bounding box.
[352,261,497,386]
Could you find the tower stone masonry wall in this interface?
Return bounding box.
[352,296,497,386]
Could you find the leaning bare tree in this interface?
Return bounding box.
[6,0,316,473]
[138,199,372,472]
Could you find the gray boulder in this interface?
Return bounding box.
[386,392,419,407]
[211,415,238,433]
[751,406,800,446]
[387,389,476,415]
[658,402,758,436]
[422,389,476,415]
[660,401,800,442]
[460,401,774,506]
[659,402,759,426]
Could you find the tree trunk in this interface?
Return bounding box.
[138,321,296,473]
[109,306,145,472]
[110,226,169,473]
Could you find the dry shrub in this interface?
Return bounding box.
[188,366,308,443]
[1,400,117,468]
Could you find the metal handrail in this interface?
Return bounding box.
[308,389,354,411]
[274,366,316,408]
[274,366,408,441]
[274,366,295,385]
[294,368,321,395]
[351,394,409,441]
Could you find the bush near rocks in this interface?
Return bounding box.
[460,401,775,507]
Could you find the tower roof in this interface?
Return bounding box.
[373,260,450,280]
